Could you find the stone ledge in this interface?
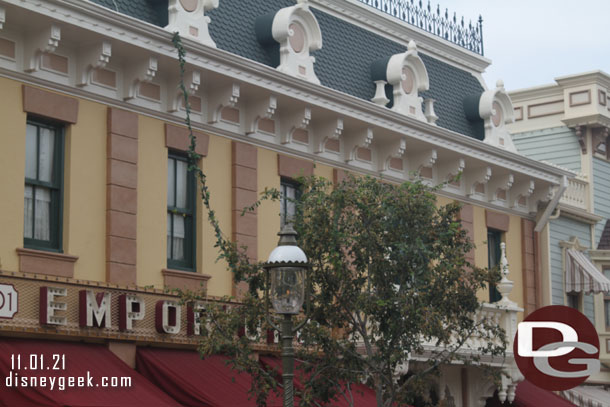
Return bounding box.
[162,268,211,292]
[16,248,78,278]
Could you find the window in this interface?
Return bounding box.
[280,178,300,227]
[167,153,196,271]
[24,119,64,251]
[487,229,502,303]
[567,292,581,310]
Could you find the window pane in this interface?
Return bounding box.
[605,300,610,326]
[167,213,172,259]
[34,187,52,241]
[176,160,187,209]
[167,158,175,207]
[25,124,37,179]
[38,127,55,183]
[172,214,185,261]
[24,185,34,239]
[286,185,296,223]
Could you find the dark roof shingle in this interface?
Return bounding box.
[91,0,484,138]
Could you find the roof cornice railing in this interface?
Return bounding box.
[355,0,484,55]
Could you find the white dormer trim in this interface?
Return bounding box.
[480,80,517,153]
[165,0,218,47]
[272,0,322,84]
[386,41,429,122]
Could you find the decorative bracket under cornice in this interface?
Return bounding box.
[313,117,343,154]
[76,41,112,87]
[408,149,437,177]
[281,107,311,145]
[509,179,535,208]
[465,166,492,197]
[24,24,61,72]
[168,69,201,113]
[123,56,158,101]
[576,125,587,153]
[487,174,514,203]
[529,184,554,213]
[378,137,406,173]
[344,127,373,164]
[437,158,465,183]
[208,82,240,124]
[246,95,277,135]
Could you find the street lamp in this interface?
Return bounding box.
[264,224,310,407]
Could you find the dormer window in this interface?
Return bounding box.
[491,101,503,128]
[256,1,322,84]
[289,22,307,53]
[164,0,219,47]
[464,80,517,152]
[370,41,430,122]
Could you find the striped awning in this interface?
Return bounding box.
[565,248,610,294]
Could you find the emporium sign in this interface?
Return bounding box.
[39,286,205,335]
[0,273,221,342]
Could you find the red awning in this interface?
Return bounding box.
[512,381,576,407]
[259,355,380,407]
[0,338,179,407]
[136,348,284,407]
[486,380,576,407]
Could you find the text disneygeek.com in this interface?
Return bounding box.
[5,354,132,390]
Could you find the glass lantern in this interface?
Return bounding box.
[270,266,306,314]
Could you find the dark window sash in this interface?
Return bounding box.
[167,151,197,271]
[24,119,64,252]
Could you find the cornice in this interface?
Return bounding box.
[508,83,563,103]
[555,70,610,89]
[562,114,610,129]
[0,67,541,220]
[310,0,491,74]
[3,0,569,186]
[558,204,604,225]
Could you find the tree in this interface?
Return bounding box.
[171,34,506,407]
[188,174,506,407]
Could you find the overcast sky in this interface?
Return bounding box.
[436,0,609,91]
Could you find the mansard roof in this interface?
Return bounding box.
[90,0,484,139]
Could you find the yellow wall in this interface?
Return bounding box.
[0,78,27,272]
[257,149,281,275]
[199,135,232,297]
[313,162,334,181]
[0,76,530,315]
[65,99,107,282]
[136,115,166,288]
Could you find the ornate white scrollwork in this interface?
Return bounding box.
[165,0,218,47]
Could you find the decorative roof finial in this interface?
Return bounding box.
[496,242,516,305]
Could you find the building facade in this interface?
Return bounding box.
[509,70,610,405]
[0,0,573,405]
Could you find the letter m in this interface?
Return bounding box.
[79,290,111,328]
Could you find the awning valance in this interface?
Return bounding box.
[485,380,576,407]
[561,385,610,407]
[136,348,284,407]
[259,356,381,407]
[0,338,179,407]
[565,248,610,294]
[513,380,576,407]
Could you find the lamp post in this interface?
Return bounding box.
[263,224,310,407]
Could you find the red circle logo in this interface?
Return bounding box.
[514,305,600,391]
